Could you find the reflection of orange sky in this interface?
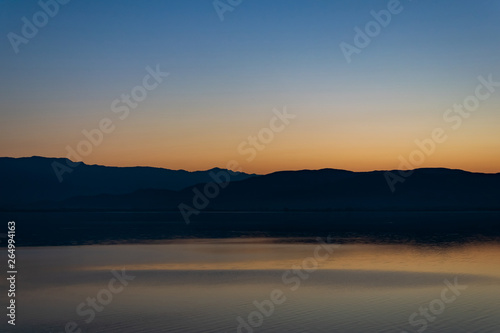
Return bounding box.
[84,242,500,279]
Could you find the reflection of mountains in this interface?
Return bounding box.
[2,156,500,211]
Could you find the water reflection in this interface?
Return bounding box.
[1,238,499,332]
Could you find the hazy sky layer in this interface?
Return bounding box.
[1,0,499,173]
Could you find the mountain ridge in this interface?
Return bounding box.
[2,157,499,213]
[0,156,256,207]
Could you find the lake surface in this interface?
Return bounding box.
[1,238,499,332]
[3,211,500,246]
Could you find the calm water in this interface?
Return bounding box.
[1,238,500,332]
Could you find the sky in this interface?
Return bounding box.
[1,0,499,174]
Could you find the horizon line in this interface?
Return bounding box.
[1,155,499,176]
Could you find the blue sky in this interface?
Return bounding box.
[1,0,499,172]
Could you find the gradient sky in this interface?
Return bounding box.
[1,0,499,174]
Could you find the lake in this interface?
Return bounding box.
[1,237,499,332]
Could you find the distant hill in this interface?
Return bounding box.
[7,162,500,212]
[0,156,256,208]
[202,168,500,211]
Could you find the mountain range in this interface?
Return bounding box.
[0,156,255,209]
[2,156,499,212]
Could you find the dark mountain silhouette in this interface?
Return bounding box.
[7,161,500,212]
[0,156,256,208]
[204,168,500,211]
